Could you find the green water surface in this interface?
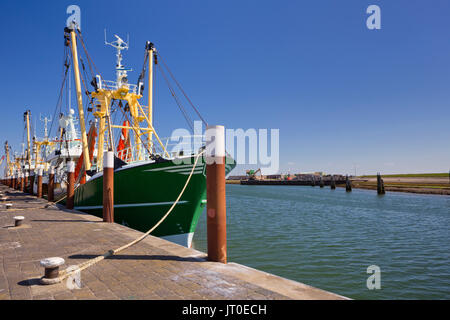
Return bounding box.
[192,184,450,299]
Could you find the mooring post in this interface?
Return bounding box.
[40,257,65,282]
[376,173,382,194]
[67,161,75,209]
[29,171,35,195]
[37,167,43,198]
[377,172,385,195]
[13,171,17,189]
[319,176,324,188]
[345,175,352,192]
[103,151,114,223]
[330,175,336,189]
[20,172,24,192]
[206,125,227,264]
[14,216,24,227]
[48,166,55,202]
[24,171,28,193]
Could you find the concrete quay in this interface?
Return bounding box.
[0,184,347,300]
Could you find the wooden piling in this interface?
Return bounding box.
[37,168,43,198]
[103,151,114,223]
[206,125,227,264]
[345,175,352,192]
[330,175,336,189]
[20,173,24,192]
[319,176,324,188]
[377,172,385,195]
[67,161,75,209]
[24,172,28,193]
[29,172,35,195]
[13,172,17,189]
[48,167,54,202]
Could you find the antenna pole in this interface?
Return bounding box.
[147,42,154,151]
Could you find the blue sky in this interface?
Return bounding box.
[1,0,449,175]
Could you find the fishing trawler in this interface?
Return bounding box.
[7,23,235,248]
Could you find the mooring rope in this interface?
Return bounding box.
[41,150,204,284]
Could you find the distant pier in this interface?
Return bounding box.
[239,178,346,186]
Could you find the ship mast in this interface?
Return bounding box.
[68,26,91,171]
[4,141,11,177]
[24,110,32,171]
[147,42,154,151]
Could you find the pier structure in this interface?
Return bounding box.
[345,175,352,192]
[0,182,346,300]
[377,173,385,195]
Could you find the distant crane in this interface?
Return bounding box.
[246,168,262,180]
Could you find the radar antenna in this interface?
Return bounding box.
[104,29,132,88]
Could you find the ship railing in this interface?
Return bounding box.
[115,135,205,164]
[101,80,138,94]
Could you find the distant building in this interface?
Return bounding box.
[227,175,247,180]
[265,174,282,180]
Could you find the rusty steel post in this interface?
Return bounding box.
[103,151,114,223]
[29,172,35,195]
[13,172,17,189]
[67,161,75,209]
[48,166,54,202]
[37,167,43,198]
[24,172,28,193]
[20,173,24,192]
[206,125,227,264]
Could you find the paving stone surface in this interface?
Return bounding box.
[0,185,347,300]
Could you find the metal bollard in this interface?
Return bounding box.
[14,216,24,227]
[40,257,65,281]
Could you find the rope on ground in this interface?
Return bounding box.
[42,150,204,284]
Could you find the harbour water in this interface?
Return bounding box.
[192,184,450,299]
